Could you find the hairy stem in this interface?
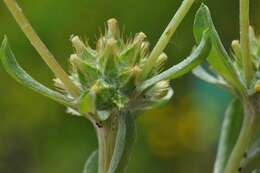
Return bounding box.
[224,103,256,173]
[140,0,195,80]
[3,0,80,97]
[240,0,253,85]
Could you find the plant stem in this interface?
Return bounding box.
[140,0,195,81]
[96,117,118,173]
[97,127,110,173]
[95,111,136,173]
[3,0,80,97]
[224,103,256,173]
[240,0,253,85]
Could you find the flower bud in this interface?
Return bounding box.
[133,32,147,45]
[107,18,120,39]
[231,40,242,64]
[71,35,86,53]
[145,80,171,100]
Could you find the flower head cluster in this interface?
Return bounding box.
[54,19,172,120]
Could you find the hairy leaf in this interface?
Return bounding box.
[0,36,73,107]
[138,30,211,91]
[213,99,243,173]
[194,4,245,95]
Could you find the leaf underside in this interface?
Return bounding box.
[194,4,245,95]
[192,65,229,89]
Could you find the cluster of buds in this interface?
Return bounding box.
[54,19,172,121]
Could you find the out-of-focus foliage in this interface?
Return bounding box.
[0,0,259,173]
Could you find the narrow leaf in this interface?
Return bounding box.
[115,112,136,173]
[83,150,98,173]
[194,4,246,94]
[0,36,73,107]
[192,65,228,88]
[138,30,211,91]
[108,112,136,173]
[213,99,243,173]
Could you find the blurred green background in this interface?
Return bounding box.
[0,0,259,173]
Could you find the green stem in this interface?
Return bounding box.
[240,0,253,85]
[140,0,195,81]
[96,119,117,173]
[3,0,80,97]
[97,129,110,173]
[224,103,256,173]
[96,111,136,173]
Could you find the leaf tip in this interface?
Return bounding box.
[0,35,9,61]
[200,3,207,8]
[1,35,8,50]
[196,3,210,17]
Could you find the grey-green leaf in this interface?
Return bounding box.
[0,36,73,107]
[192,65,228,88]
[115,112,136,173]
[83,150,98,173]
[108,112,136,173]
[213,99,243,173]
[138,30,211,91]
[194,4,245,95]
